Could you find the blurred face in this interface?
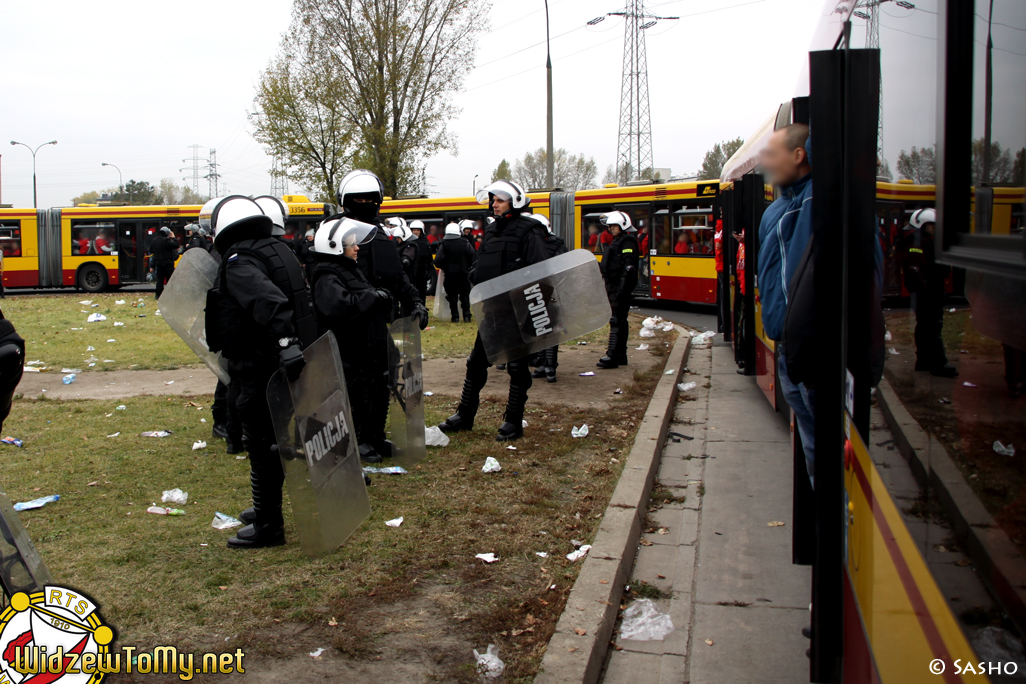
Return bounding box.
[760,129,809,187]
[344,243,359,260]
[492,195,512,216]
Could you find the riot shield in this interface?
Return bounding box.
[433,270,454,320]
[470,249,610,365]
[160,248,230,385]
[387,316,426,469]
[0,485,54,597]
[266,332,370,557]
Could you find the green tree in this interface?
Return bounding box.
[157,178,207,205]
[512,148,598,191]
[971,139,1014,186]
[290,0,488,196]
[698,137,744,180]
[896,146,936,185]
[253,36,355,203]
[106,180,159,206]
[491,159,511,183]
[71,190,102,206]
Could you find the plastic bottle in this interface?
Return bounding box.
[62,374,76,384]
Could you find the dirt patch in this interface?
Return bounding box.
[885,308,1026,556]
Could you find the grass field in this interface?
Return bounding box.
[2,354,668,681]
[3,293,544,374]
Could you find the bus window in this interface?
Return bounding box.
[652,209,671,255]
[582,210,613,254]
[671,209,714,255]
[0,223,22,257]
[71,221,116,256]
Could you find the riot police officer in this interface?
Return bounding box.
[309,216,393,462]
[202,195,318,549]
[530,214,568,382]
[597,211,640,369]
[335,170,428,460]
[149,227,180,298]
[433,222,476,323]
[393,221,422,294]
[900,208,957,377]
[409,220,434,300]
[254,195,290,241]
[438,180,548,442]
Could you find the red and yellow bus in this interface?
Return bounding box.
[0,196,331,292]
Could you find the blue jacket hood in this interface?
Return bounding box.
[756,173,813,341]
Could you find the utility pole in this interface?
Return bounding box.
[982,0,994,185]
[270,155,288,197]
[180,144,203,196]
[204,148,220,200]
[609,1,675,184]
[544,0,554,189]
[10,139,57,209]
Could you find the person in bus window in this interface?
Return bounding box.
[76,231,91,256]
[426,224,441,245]
[587,224,601,252]
[94,229,114,255]
[674,231,690,254]
[638,225,650,255]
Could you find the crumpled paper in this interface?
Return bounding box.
[566,544,591,562]
[425,425,450,447]
[571,424,589,438]
[482,456,502,473]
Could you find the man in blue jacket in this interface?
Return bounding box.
[756,123,815,484]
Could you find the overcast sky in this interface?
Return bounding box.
[1,0,1022,208]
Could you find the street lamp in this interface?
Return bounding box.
[9,140,57,209]
[101,162,123,204]
[544,0,554,189]
[473,174,479,196]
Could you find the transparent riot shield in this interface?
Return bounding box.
[387,316,426,469]
[470,249,610,365]
[433,270,454,320]
[0,485,54,597]
[159,248,230,385]
[266,332,370,557]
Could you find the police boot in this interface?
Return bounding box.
[451,315,460,323]
[439,377,482,433]
[225,433,243,455]
[545,347,559,383]
[531,366,548,379]
[496,379,529,442]
[239,507,256,525]
[359,443,384,463]
[463,312,473,323]
[373,439,394,459]
[228,457,285,549]
[211,423,229,441]
[597,326,620,368]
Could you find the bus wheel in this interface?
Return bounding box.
[78,264,108,293]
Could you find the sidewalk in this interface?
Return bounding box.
[601,341,811,683]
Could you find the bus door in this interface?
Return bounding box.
[611,203,651,296]
[116,220,159,283]
[876,202,906,297]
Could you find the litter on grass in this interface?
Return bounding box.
[107,339,116,343]
[191,441,207,450]
[522,419,528,428]
[665,369,675,375]
[506,445,516,451]
[678,382,697,392]
[309,648,326,659]
[963,382,978,388]
[26,360,46,365]
[888,348,900,355]
[425,425,450,447]
[161,489,189,505]
[639,328,656,338]
[994,441,1016,457]
[114,322,124,327]
[146,506,185,516]
[536,552,549,558]
[107,432,120,438]
[62,374,76,384]
[165,381,175,385]
[86,313,106,323]
[139,430,172,438]
[211,512,242,529]
[619,599,675,641]
[566,544,591,562]
[424,391,434,396]
[60,368,82,374]
[636,344,650,351]
[79,300,92,305]
[13,495,58,512]
[884,330,892,341]
[115,300,125,305]
[475,553,499,563]
[473,644,505,681]
[116,405,126,410]
[579,371,596,376]
[385,517,404,528]
[691,331,715,344]
[482,456,502,473]
[642,316,663,329]
[1,437,23,448]
[363,466,408,475]
[571,424,590,438]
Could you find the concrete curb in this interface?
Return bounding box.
[534,331,692,684]
[876,377,1026,634]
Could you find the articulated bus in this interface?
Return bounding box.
[721,0,1026,680]
[381,179,722,304]
[0,196,332,293]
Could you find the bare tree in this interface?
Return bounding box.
[896,146,936,185]
[252,36,355,203]
[293,0,488,196]
[513,148,598,192]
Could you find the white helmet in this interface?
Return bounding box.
[198,197,223,232]
[531,214,552,233]
[458,219,475,233]
[476,180,529,210]
[384,216,408,238]
[254,195,289,236]
[315,217,376,258]
[208,195,273,253]
[337,169,384,211]
[601,210,636,232]
[409,219,425,233]
[398,223,415,243]
[444,222,461,238]
[909,208,936,229]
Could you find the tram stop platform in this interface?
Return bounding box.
[600,339,812,684]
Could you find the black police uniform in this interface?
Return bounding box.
[900,229,952,374]
[414,233,434,300]
[293,237,317,281]
[397,238,420,293]
[207,234,317,548]
[311,254,392,460]
[185,232,210,253]
[599,231,640,368]
[433,234,476,322]
[149,232,180,298]
[532,232,569,380]
[0,311,24,434]
[440,211,549,441]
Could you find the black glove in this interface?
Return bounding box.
[279,343,306,383]
[413,303,429,330]
[374,288,393,311]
